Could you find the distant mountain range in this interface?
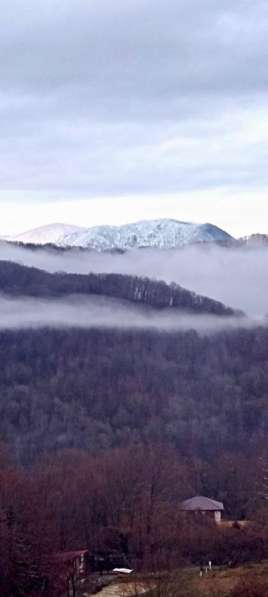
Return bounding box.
[11,219,234,250]
[238,233,268,247]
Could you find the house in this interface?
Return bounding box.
[54,549,89,577]
[53,549,89,596]
[181,495,224,523]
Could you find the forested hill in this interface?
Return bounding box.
[0,326,267,465]
[0,260,238,316]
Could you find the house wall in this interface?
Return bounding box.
[214,510,221,523]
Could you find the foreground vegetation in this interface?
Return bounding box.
[168,562,268,596]
[0,443,267,595]
[78,563,268,597]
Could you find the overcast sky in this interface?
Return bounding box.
[1,0,268,236]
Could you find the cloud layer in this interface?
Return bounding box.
[1,0,268,205]
[0,294,261,333]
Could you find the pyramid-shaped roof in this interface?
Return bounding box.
[181,496,224,511]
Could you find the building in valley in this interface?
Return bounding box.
[181,495,224,523]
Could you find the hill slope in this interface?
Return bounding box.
[0,261,238,316]
[12,223,86,245]
[0,325,267,464]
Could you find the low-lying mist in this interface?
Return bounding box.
[0,242,268,316]
[0,294,265,333]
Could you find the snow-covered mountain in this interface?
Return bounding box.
[13,223,86,246]
[12,219,233,250]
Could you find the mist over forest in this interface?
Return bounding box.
[0,248,266,468]
[0,185,267,597]
[0,241,267,597]
[0,294,259,332]
[1,241,268,315]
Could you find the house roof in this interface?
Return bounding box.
[181,496,224,511]
[54,550,88,563]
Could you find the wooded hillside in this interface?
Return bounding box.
[0,260,238,315]
[0,326,266,466]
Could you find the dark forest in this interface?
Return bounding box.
[0,263,267,595]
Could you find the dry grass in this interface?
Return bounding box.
[175,561,268,597]
[80,563,268,597]
[128,561,268,597]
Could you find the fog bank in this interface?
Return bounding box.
[0,243,268,316]
[0,294,264,334]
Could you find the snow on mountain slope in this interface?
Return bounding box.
[12,219,233,250]
[13,223,87,246]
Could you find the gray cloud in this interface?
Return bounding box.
[1,1,268,195]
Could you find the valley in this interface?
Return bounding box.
[0,220,267,595]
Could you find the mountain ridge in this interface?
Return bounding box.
[11,219,233,250]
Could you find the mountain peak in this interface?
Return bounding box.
[13,223,86,246]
